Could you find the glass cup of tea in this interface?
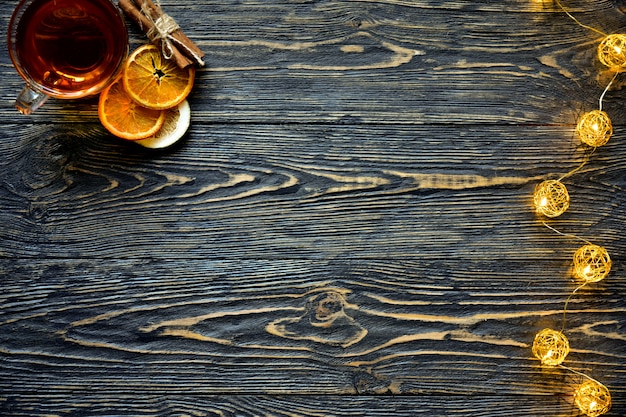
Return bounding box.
[7,0,129,114]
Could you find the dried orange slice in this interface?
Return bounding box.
[136,100,191,149]
[123,44,195,110]
[98,75,166,140]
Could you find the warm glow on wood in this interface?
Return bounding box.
[534,4,615,416]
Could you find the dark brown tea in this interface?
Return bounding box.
[13,0,128,98]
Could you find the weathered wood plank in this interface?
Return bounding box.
[0,394,591,417]
[1,259,624,398]
[1,123,624,259]
[2,1,626,125]
[1,0,624,416]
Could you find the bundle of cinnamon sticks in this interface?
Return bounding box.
[119,0,205,68]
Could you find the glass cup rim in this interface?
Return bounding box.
[7,0,129,99]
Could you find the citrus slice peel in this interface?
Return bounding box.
[136,100,191,149]
[123,44,195,110]
[98,75,166,140]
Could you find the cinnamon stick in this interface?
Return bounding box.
[118,0,204,68]
[138,0,205,63]
[118,0,191,67]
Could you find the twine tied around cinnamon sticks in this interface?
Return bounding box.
[146,12,179,57]
[119,0,205,68]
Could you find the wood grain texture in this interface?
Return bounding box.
[2,0,626,125]
[1,0,625,416]
[0,394,592,417]
[1,123,624,259]
[1,259,623,394]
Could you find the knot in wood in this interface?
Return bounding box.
[266,289,367,347]
[309,291,345,324]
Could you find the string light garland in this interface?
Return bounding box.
[532,328,570,366]
[572,243,612,283]
[597,33,626,71]
[531,1,617,415]
[576,110,613,147]
[533,179,570,217]
[575,379,613,417]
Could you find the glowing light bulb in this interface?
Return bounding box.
[576,110,612,147]
[532,329,569,366]
[533,180,569,217]
[574,379,612,417]
[597,34,626,69]
[573,244,611,283]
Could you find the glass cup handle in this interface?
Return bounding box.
[15,84,50,115]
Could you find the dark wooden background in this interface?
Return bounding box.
[1,0,625,416]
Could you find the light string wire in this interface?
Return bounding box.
[531,2,617,416]
[556,43,617,182]
[538,223,591,332]
[555,0,608,37]
[598,72,619,112]
[557,149,593,182]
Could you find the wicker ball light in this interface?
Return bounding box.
[532,328,570,366]
[533,180,570,217]
[573,244,612,283]
[597,34,626,70]
[576,110,613,147]
[574,379,612,417]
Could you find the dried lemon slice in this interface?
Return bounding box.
[136,100,191,149]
